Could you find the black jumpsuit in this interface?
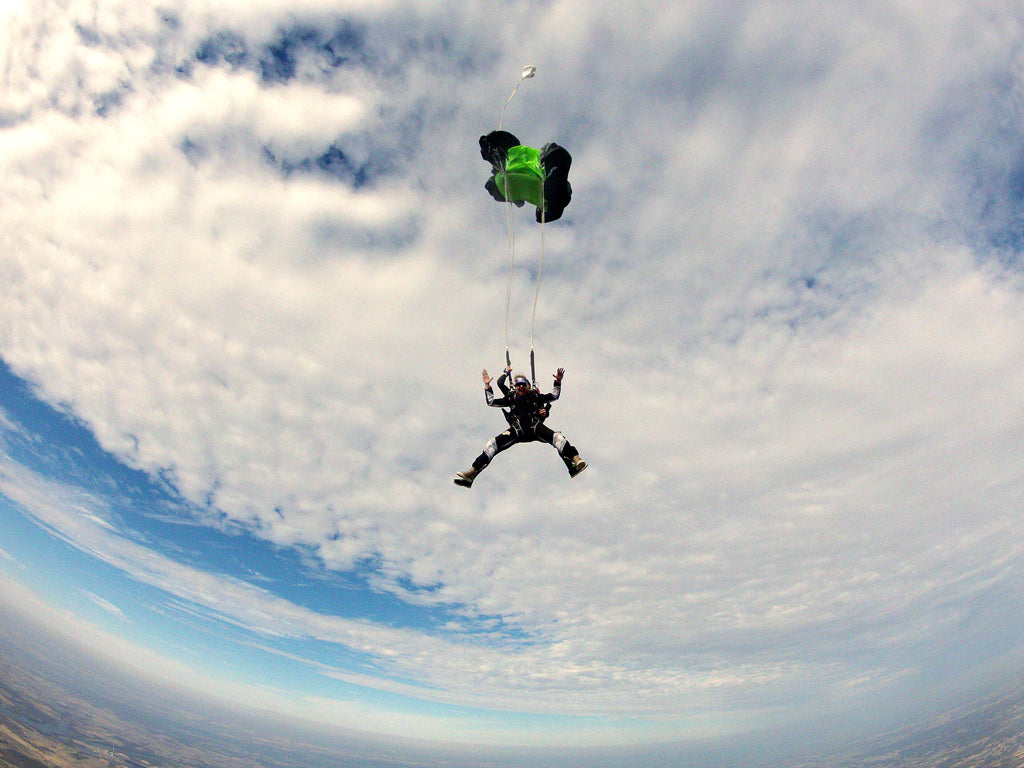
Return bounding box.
[470,372,582,475]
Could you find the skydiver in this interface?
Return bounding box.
[454,367,587,488]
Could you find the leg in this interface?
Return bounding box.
[534,424,587,477]
[474,429,518,470]
[455,430,519,487]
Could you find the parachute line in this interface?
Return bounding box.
[489,65,558,381]
[503,172,516,362]
[498,65,536,130]
[529,205,546,386]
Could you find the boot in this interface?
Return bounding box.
[454,468,479,488]
[568,455,588,478]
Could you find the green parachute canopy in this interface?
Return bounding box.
[494,145,545,209]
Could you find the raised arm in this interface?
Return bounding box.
[496,366,511,395]
[483,369,510,407]
[547,367,564,401]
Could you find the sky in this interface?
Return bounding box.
[2,0,1024,764]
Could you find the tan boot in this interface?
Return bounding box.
[568,456,588,478]
[454,468,479,488]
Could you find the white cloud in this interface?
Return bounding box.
[83,590,128,619]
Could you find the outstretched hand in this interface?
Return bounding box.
[482,369,492,387]
[553,367,565,382]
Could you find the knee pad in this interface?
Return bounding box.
[552,431,567,452]
[484,437,499,459]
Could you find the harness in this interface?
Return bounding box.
[502,390,550,437]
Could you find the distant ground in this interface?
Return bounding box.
[0,656,284,768]
[0,599,458,768]
[789,683,1024,768]
[2,602,1023,768]
[0,645,424,768]
[3,641,1024,768]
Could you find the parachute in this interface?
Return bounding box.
[479,131,572,222]
[478,66,574,386]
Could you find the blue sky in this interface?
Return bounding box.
[3,0,1024,764]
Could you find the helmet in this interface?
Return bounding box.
[512,373,531,388]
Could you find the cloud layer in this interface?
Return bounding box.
[3,0,1024,749]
